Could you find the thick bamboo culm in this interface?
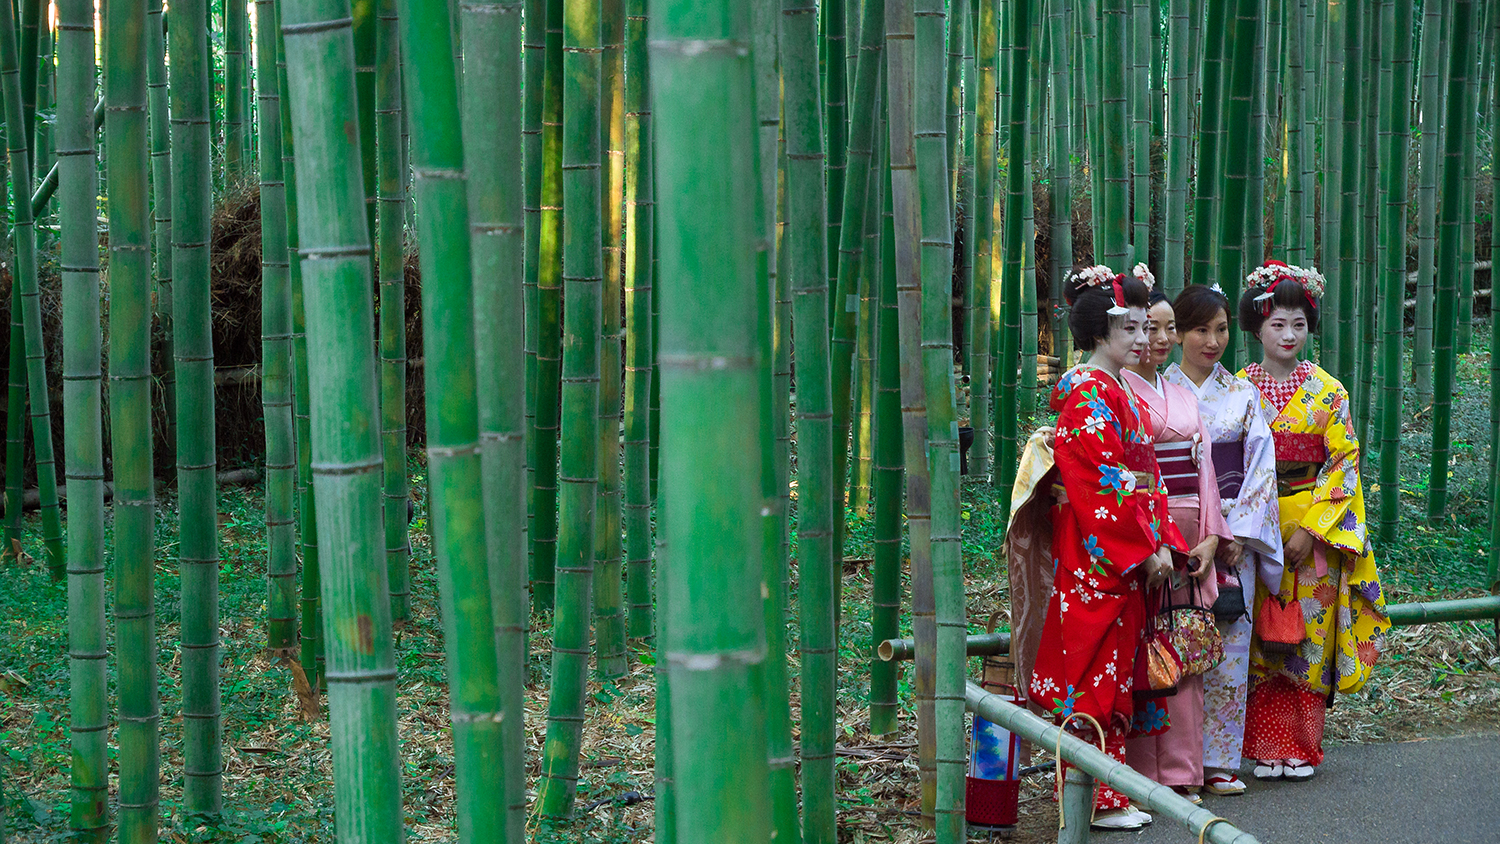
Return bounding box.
[257,0,297,652]
[538,0,603,818]
[169,0,222,811]
[148,0,175,455]
[869,144,903,737]
[105,0,160,833]
[56,0,105,832]
[1189,0,1230,288]
[1413,0,1445,403]
[653,1,774,839]
[1378,0,1415,545]
[461,0,529,839]
[281,0,405,834]
[1046,0,1073,365]
[523,0,545,614]
[224,0,248,177]
[968,0,995,479]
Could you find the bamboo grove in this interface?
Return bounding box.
[0,0,1494,841]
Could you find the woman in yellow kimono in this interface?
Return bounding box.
[1235,260,1390,782]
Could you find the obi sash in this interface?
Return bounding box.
[1153,440,1199,498]
[1276,460,1321,497]
[1272,430,1327,464]
[1210,438,1245,500]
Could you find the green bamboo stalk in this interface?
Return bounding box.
[0,0,63,583]
[1245,0,1269,286]
[1020,137,1037,417]
[149,0,175,454]
[1356,7,1381,442]
[105,0,159,834]
[1333,0,1361,387]
[375,0,408,622]
[828,0,887,600]
[354,0,377,240]
[946,0,966,209]
[622,0,653,641]
[1414,0,1443,402]
[1165,0,1190,290]
[850,182,878,512]
[1130,0,1149,257]
[56,0,104,831]
[531,0,564,611]
[1190,0,1230,287]
[537,0,602,818]
[594,0,627,681]
[826,0,847,289]
[31,14,49,205]
[257,0,297,653]
[4,287,22,547]
[279,0,323,692]
[169,0,222,811]
[914,0,966,837]
[1429,0,1475,523]
[524,0,545,588]
[18,0,37,158]
[1489,0,1499,595]
[869,136,902,736]
[1378,0,1413,545]
[996,0,1035,502]
[970,0,995,476]
[1098,0,1129,267]
[959,0,976,406]
[653,3,774,837]
[457,0,529,838]
[1077,0,1103,245]
[225,0,247,177]
[1455,26,1479,355]
[1047,0,1074,368]
[281,0,404,832]
[1283,0,1312,266]
[1216,0,1258,359]
[784,1,836,838]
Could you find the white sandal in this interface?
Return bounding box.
[1091,808,1147,831]
[1252,759,1284,780]
[1283,758,1316,781]
[1204,771,1248,795]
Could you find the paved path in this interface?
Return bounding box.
[1118,732,1500,843]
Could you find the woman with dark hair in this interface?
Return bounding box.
[1008,265,1189,831]
[1233,260,1388,783]
[1119,269,1233,804]
[1162,284,1284,797]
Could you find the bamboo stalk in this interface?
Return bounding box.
[827,0,847,290]
[537,0,603,817]
[970,0,995,478]
[1334,0,1362,387]
[524,0,546,596]
[375,0,408,622]
[1428,0,1476,522]
[460,0,529,838]
[1130,0,1150,258]
[225,0,247,177]
[869,140,903,736]
[1047,0,1074,364]
[5,289,23,546]
[1283,0,1313,266]
[1164,0,1190,291]
[1378,0,1413,545]
[622,0,653,641]
[1489,0,1499,595]
[281,0,406,832]
[652,3,774,838]
[1216,0,1259,362]
[0,0,63,579]
[56,0,104,830]
[1190,0,1230,287]
[105,0,159,832]
[1097,0,1129,267]
[149,0,175,455]
[257,0,297,652]
[997,0,1035,501]
[785,0,837,838]
[1413,0,1444,402]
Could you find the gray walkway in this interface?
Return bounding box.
[1117,732,1500,843]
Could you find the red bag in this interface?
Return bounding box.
[1256,575,1304,655]
[1133,592,1183,700]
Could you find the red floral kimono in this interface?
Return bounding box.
[1028,366,1189,811]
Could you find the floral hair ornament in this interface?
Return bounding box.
[1069,264,1130,316]
[1246,259,1325,315]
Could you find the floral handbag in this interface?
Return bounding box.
[1133,597,1183,700]
[1160,581,1226,676]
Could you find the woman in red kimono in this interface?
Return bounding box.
[1028,266,1190,830]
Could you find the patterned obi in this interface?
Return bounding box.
[1272,430,1327,463]
[1051,471,1159,504]
[1154,440,1199,498]
[1210,438,1245,500]
[1276,461,1321,497]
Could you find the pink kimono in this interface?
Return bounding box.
[1121,370,1233,789]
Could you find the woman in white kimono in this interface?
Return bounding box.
[1120,273,1233,803]
[1162,284,1284,796]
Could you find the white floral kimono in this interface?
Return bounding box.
[1163,362,1284,771]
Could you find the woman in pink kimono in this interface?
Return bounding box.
[1119,274,1233,803]
[1163,284,1284,797]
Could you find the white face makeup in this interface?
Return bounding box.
[1180,308,1230,370]
[1257,305,1310,366]
[1143,300,1177,368]
[1095,306,1150,371]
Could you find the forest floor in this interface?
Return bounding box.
[2,337,1499,843]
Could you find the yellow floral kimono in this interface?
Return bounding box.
[1240,362,1389,698]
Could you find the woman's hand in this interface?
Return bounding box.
[1284,527,1316,566]
[1037,425,1056,448]
[1144,546,1174,587]
[1218,538,1244,566]
[1187,535,1218,581]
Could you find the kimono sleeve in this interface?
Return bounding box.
[1233,388,1285,589]
[1303,384,1367,555]
[1052,377,1160,577]
[1191,402,1232,545]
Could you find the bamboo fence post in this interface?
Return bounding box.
[281,0,406,830]
[652,2,775,839]
[105,0,160,834]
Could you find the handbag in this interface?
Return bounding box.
[1256,575,1305,655]
[1211,570,1247,623]
[1161,581,1226,676]
[1133,597,1182,700]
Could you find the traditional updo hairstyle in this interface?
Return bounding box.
[1173,284,1232,334]
[1236,259,1324,335]
[1065,264,1152,351]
